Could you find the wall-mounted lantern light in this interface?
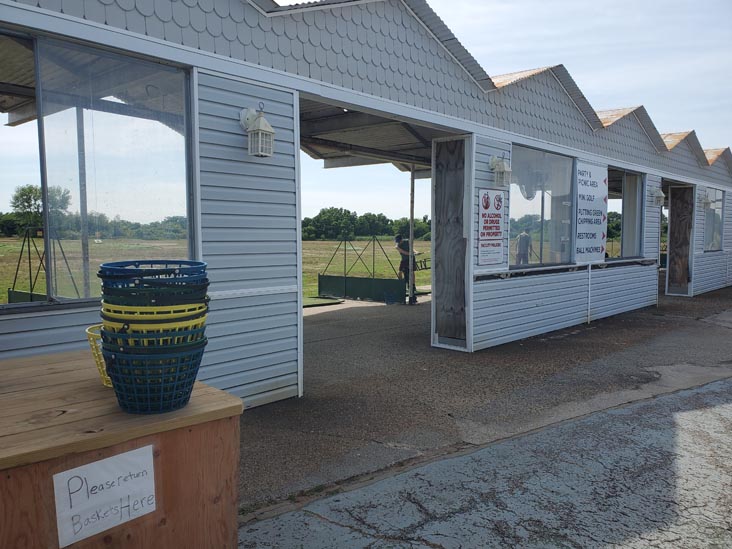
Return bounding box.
[650,186,666,207]
[490,155,512,188]
[240,102,275,157]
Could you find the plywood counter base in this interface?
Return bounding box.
[0,350,244,548]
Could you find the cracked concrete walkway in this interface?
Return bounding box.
[240,379,732,548]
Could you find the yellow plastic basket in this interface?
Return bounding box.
[100,301,208,321]
[86,324,113,388]
[102,314,208,335]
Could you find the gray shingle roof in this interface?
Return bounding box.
[661,131,710,167]
[597,106,666,153]
[704,148,732,172]
[247,2,732,167]
[12,0,727,173]
[258,0,496,91]
[492,65,603,131]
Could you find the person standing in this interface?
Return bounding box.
[516,230,533,265]
[395,234,412,278]
[394,234,418,300]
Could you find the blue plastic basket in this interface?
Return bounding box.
[98,260,209,294]
[98,260,207,277]
[100,325,207,348]
[101,286,210,306]
[103,340,207,414]
[100,276,210,289]
[102,337,208,356]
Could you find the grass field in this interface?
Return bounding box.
[3,234,657,305]
[301,239,431,298]
[1,237,429,303]
[1,236,187,304]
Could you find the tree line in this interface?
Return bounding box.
[8,186,671,244]
[302,207,431,241]
[1,184,187,240]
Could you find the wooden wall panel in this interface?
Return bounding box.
[0,417,240,549]
[433,139,467,343]
[668,186,694,295]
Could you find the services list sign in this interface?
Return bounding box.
[53,445,157,547]
[575,162,608,264]
[478,189,506,266]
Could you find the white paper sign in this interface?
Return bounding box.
[478,189,506,266]
[53,445,156,548]
[575,162,608,264]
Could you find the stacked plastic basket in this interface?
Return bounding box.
[91,260,210,414]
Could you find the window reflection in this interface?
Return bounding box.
[509,146,573,267]
[37,39,189,300]
[704,188,724,252]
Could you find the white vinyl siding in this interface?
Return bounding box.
[472,136,511,273]
[644,175,662,260]
[197,72,299,406]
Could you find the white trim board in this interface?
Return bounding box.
[0,306,99,320]
[208,286,299,300]
[293,90,304,398]
[465,134,475,352]
[190,67,204,262]
[261,0,384,18]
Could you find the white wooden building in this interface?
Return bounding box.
[1,0,730,407]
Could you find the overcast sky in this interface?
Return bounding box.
[291,0,732,220]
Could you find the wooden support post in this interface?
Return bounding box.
[433,139,467,342]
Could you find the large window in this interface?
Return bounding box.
[0,35,189,306]
[704,188,724,252]
[606,169,643,259]
[509,146,573,267]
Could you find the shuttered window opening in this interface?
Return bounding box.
[607,168,644,259]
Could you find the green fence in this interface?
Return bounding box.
[318,274,406,304]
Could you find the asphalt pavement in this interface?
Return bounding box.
[240,378,732,548]
[237,288,732,518]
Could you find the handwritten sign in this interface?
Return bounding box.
[575,162,608,264]
[53,446,156,547]
[478,189,506,266]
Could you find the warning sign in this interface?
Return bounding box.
[478,189,506,266]
[575,162,608,264]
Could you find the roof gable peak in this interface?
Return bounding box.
[661,130,709,167]
[597,106,666,152]
[704,147,732,173]
[492,65,603,131]
[596,106,641,127]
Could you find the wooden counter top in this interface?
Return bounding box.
[0,350,244,470]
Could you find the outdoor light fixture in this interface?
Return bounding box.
[240,102,275,157]
[490,156,512,188]
[650,186,666,207]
